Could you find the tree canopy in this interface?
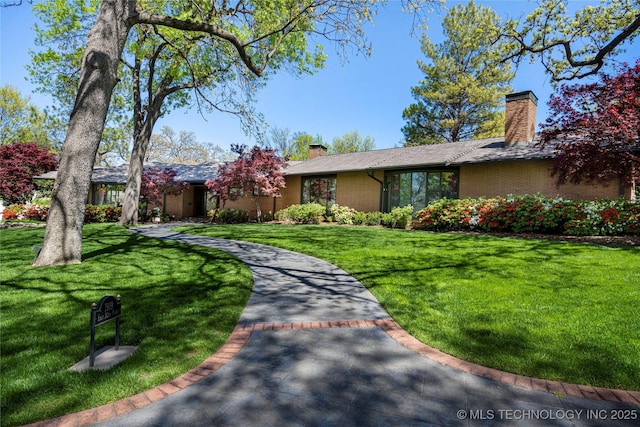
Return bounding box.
[140,166,189,210]
[329,130,375,154]
[402,0,514,145]
[539,60,640,200]
[147,126,233,164]
[0,142,58,204]
[205,144,287,221]
[30,0,394,266]
[501,0,640,82]
[0,85,56,147]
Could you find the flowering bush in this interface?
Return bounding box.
[84,205,122,223]
[330,204,357,225]
[416,195,639,236]
[389,205,414,229]
[2,203,48,221]
[564,199,639,236]
[2,204,26,220]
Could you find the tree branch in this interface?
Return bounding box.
[131,11,264,76]
[503,12,640,81]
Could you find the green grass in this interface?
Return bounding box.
[176,224,640,391]
[0,224,252,427]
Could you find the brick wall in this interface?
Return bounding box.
[335,171,382,212]
[460,160,622,200]
[164,191,185,218]
[275,175,301,211]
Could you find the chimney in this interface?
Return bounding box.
[505,90,538,146]
[308,144,328,159]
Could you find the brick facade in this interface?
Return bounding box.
[460,160,621,200]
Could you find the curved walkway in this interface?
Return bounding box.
[30,225,639,426]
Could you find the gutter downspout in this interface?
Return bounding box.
[367,170,384,212]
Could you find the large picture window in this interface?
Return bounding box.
[386,169,458,213]
[92,184,124,206]
[302,176,336,212]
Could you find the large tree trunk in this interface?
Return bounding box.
[119,119,156,225]
[33,0,135,266]
[119,91,167,225]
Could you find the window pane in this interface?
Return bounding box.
[399,173,412,207]
[412,172,426,209]
[442,171,459,199]
[302,176,336,212]
[387,169,459,211]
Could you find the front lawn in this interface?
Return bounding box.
[0,224,252,427]
[177,224,640,391]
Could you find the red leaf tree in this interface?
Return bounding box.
[140,166,189,213]
[205,145,287,221]
[0,142,58,204]
[539,60,640,201]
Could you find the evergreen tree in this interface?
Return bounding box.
[402,0,514,145]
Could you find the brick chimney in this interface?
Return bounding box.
[505,91,538,146]
[308,144,328,159]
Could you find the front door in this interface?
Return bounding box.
[194,186,207,217]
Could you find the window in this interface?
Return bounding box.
[92,184,124,206]
[386,169,458,213]
[302,176,336,212]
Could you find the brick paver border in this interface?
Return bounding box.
[23,318,639,426]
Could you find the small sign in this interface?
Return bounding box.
[90,295,122,367]
[93,295,121,326]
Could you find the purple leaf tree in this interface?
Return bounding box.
[206,145,287,221]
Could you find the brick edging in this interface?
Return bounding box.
[23,318,639,426]
[372,318,640,407]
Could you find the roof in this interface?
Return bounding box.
[35,162,222,184]
[283,136,556,175]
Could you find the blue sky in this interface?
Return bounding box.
[1,1,636,151]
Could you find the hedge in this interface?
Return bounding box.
[2,204,122,224]
[416,195,639,236]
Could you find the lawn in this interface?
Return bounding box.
[0,224,252,427]
[177,223,640,391]
[2,222,638,425]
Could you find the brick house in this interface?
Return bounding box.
[269,91,632,216]
[35,91,635,220]
[38,163,221,219]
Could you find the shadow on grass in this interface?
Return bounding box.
[176,223,639,390]
[0,224,253,427]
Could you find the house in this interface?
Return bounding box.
[35,91,634,220]
[267,91,632,216]
[36,162,221,218]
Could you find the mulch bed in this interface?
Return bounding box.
[448,231,640,248]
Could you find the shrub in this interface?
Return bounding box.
[22,204,49,221]
[2,204,25,221]
[389,205,414,229]
[84,204,122,223]
[417,195,639,236]
[365,211,383,226]
[380,213,394,228]
[3,203,122,223]
[330,204,357,225]
[352,211,367,226]
[275,203,326,224]
[564,199,639,236]
[208,208,250,224]
[416,198,478,231]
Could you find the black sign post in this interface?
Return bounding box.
[89,295,122,368]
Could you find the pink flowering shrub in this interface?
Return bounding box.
[3,204,121,223]
[416,195,638,236]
